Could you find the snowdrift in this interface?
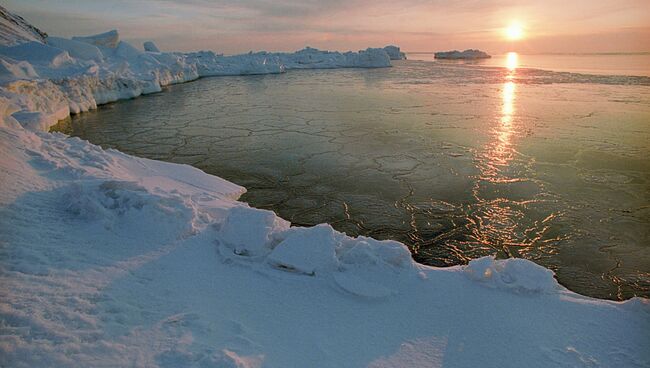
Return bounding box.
[0,7,648,368]
[1,28,394,131]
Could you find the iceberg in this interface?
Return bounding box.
[0,6,648,368]
[383,45,407,60]
[434,49,491,59]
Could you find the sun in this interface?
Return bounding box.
[505,22,524,41]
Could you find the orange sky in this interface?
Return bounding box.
[6,0,650,54]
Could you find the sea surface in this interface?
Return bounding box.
[408,52,650,77]
[53,53,650,300]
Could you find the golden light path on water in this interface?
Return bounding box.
[470,52,529,251]
[506,51,518,72]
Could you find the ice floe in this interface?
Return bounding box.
[434,49,491,59]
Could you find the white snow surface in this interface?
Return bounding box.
[144,41,161,53]
[72,30,120,49]
[0,10,648,368]
[0,28,392,130]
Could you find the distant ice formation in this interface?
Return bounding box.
[0,27,396,129]
[383,45,407,60]
[434,49,491,59]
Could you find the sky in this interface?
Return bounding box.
[5,0,650,54]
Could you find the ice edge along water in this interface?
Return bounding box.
[0,6,648,368]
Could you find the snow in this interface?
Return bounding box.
[72,29,120,49]
[46,36,104,62]
[434,49,491,59]
[144,41,161,53]
[277,46,392,69]
[464,256,558,293]
[0,41,73,68]
[0,5,47,46]
[0,28,393,130]
[219,206,290,257]
[267,224,340,275]
[0,6,648,368]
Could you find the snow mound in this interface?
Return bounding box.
[339,237,413,269]
[72,30,119,48]
[0,57,38,82]
[278,46,391,69]
[62,180,200,237]
[383,45,407,60]
[47,36,103,62]
[464,256,559,293]
[219,206,290,257]
[144,41,160,53]
[1,79,70,130]
[217,205,418,297]
[434,49,491,60]
[267,224,340,275]
[186,51,285,76]
[0,41,72,68]
[115,40,147,60]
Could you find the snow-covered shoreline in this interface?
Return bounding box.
[0,7,648,368]
[1,20,399,131]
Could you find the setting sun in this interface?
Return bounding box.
[505,22,524,40]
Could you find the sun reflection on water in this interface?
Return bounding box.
[494,81,516,164]
[501,81,515,122]
[506,52,518,72]
[486,54,518,173]
[470,52,526,250]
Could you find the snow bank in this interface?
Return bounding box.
[219,206,290,257]
[0,41,72,68]
[143,41,160,53]
[185,50,286,76]
[46,36,104,62]
[1,29,394,130]
[72,29,119,48]
[0,6,648,368]
[434,49,491,59]
[276,46,391,69]
[464,256,558,293]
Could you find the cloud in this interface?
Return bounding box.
[5,0,650,53]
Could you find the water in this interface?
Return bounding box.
[52,55,650,300]
[408,52,650,77]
